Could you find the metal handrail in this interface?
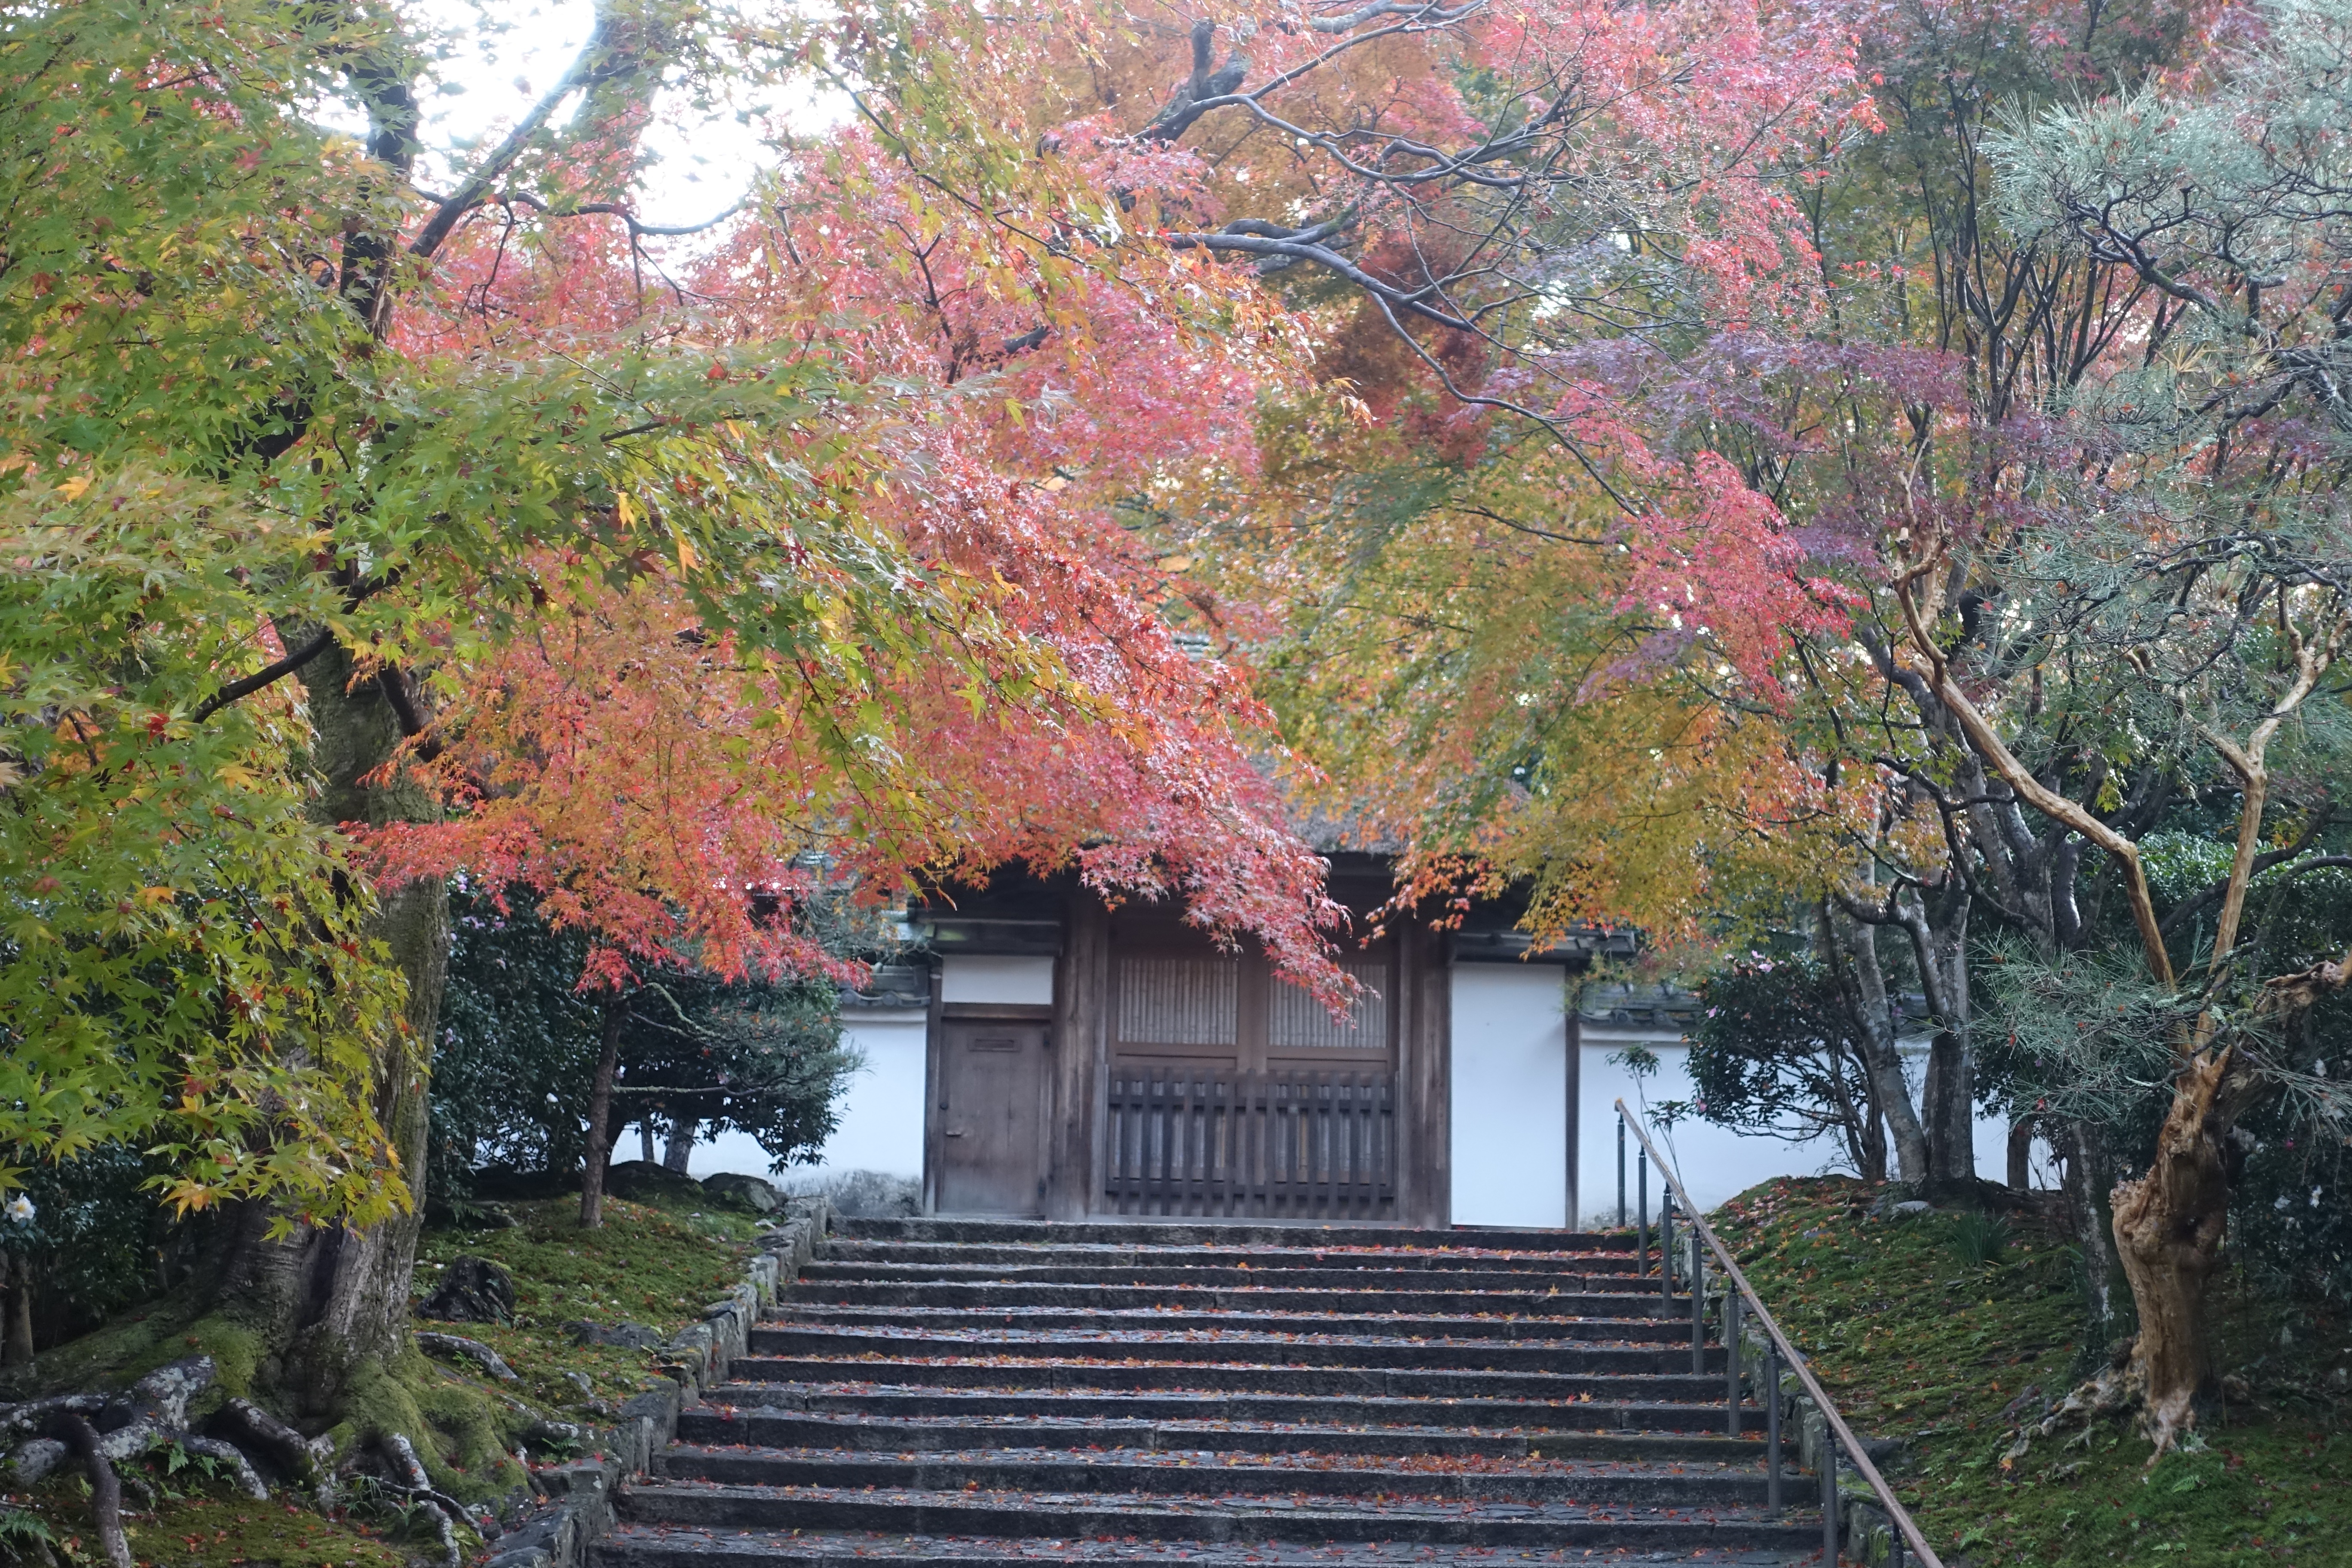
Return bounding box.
[1615,1099,1946,1568]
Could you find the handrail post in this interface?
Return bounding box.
[1635,1150,1649,1276]
[1725,1283,1742,1436]
[1660,1193,1675,1305]
[1616,1112,1626,1228]
[1822,1438,1840,1564]
[1765,1339,1782,1515]
[1690,1231,1705,1375]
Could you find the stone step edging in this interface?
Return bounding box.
[479,1194,833,1568]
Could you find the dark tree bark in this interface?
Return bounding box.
[2060,1114,2135,1335]
[210,642,446,1417]
[662,1118,697,1174]
[579,999,626,1230]
[3,1256,33,1365]
[1821,900,1930,1183]
[1895,888,1976,1190]
[2006,1118,2036,1190]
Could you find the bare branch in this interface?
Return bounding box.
[190,627,335,725]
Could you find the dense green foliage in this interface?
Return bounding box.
[1684,956,1889,1180]
[431,891,856,1202]
[0,6,404,1225]
[0,1145,167,1357]
[1,472,411,1224]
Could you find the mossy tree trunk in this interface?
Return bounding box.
[211,645,446,1418]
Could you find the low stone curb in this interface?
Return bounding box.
[479,1195,831,1568]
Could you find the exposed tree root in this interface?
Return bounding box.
[182,1435,271,1499]
[1,1357,291,1556]
[58,1413,131,1568]
[218,1395,332,1484]
[1,1341,539,1568]
[1999,1338,2147,1472]
[381,1432,467,1568]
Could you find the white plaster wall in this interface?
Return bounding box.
[940,955,1056,1006]
[1449,965,1569,1227]
[689,1006,930,1181]
[1574,1030,2018,1222]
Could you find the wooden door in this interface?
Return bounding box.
[937,1020,1050,1215]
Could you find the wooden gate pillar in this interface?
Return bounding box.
[1395,918,1452,1228]
[1047,893,1109,1220]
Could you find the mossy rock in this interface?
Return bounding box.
[602,1161,709,1205]
[699,1172,784,1214]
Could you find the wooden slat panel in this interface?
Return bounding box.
[1103,1064,1395,1220]
[1318,1075,1337,1215]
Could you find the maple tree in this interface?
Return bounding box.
[0,0,1345,1436]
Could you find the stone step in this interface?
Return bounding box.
[793,1281,1682,1316]
[705,1381,1766,1434]
[818,1242,1647,1274]
[747,1325,1718,1374]
[616,1482,1817,1552]
[612,1219,1798,1568]
[832,1219,1636,1253]
[596,1524,1820,1568]
[800,1263,1651,1291]
[653,1445,1777,1508]
[726,1356,1727,1403]
[674,1407,1778,1464]
[777,1305,1700,1344]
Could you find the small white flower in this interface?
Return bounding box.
[4,1195,33,1224]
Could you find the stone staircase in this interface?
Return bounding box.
[597,1218,1823,1568]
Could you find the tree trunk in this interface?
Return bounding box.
[579,999,625,1229]
[1923,1028,1973,1185]
[1905,898,1976,1190]
[2007,1118,2035,1190]
[208,644,446,1419]
[3,1257,33,1366]
[640,1122,659,1163]
[1822,904,1930,1183]
[663,1118,697,1174]
[2109,1050,2239,1452]
[1825,1043,1884,1184]
[2057,1119,2127,1335]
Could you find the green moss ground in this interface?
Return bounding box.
[4,1188,766,1568]
[5,1452,419,1568]
[410,1194,763,1423]
[1715,1176,2352,1567]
